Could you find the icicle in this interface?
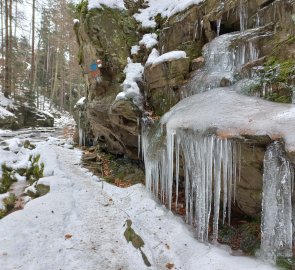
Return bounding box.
[194,20,199,40]
[167,131,175,210]
[138,134,141,158]
[216,19,221,37]
[200,20,203,38]
[233,142,237,203]
[261,142,293,261]
[239,0,248,32]
[222,139,228,224]
[227,140,233,224]
[212,138,222,241]
[175,137,180,211]
[256,13,260,27]
[78,111,85,146]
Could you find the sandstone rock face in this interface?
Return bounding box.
[75,5,140,158]
[15,105,54,128]
[0,105,54,130]
[236,142,265,217]
[144,58,190,116]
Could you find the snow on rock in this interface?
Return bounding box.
[4,138,22,153]
[131,45,140,55]
[36,95,76,129]
[14,173,26,182]
[134,0,204,28]
[151,50,187,66]
[88,0,126,10]
[76,97,86,106]
[37,176,56,189]
[0,107,14,119]
[33,142,58,177]
[145,48,160,66]
[115,58,144,108]
[24,182,37,196]
[0,91,15,109]
[139,33,158,49]
[162,88,295,152]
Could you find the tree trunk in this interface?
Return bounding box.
[31,0,35,90]
[4,0,11,97]
[9,0,13,96]
[0,0,4,92]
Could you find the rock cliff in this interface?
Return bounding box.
[75,0,295,256]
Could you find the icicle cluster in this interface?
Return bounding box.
[261,142,294,261]
[142,127,241,242]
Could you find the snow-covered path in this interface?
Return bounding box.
[0,142,277,270]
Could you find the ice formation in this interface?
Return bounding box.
[142,4,295,261]
[261,142,294,261]
[142,125,241,242]
[185,28,270,96]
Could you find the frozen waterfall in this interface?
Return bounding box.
[142,127,241,242]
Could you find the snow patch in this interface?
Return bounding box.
[131,45,140,55]
[146,48,160,66]
[0,107,14,119]
[134,0,204,28]
[0,192,10,210]
[139,33,158,49]
[148,50,187,66]
[115,58,144,109]
[88,0,126,10]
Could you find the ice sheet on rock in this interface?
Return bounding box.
[185,29,268,96]
[162,88,295,152]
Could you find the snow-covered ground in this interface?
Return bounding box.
[0,135,277,270]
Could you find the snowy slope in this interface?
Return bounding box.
[0,139,276,270]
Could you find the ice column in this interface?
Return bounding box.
[261,142,294,261]
[239,0,248,32]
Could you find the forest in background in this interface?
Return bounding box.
[0,0,84,112]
